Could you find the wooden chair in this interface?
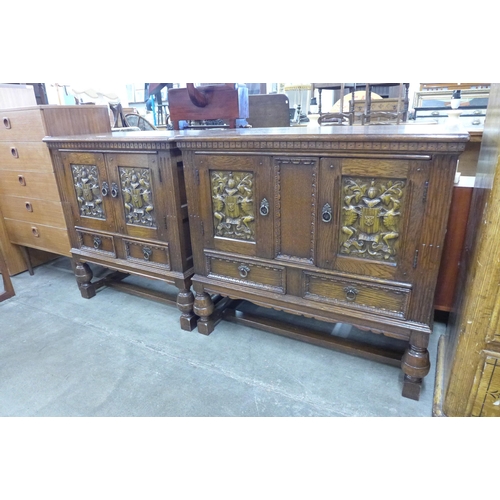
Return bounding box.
[317,83,354,126]
[359,83,408,125]
[0,246,15,302]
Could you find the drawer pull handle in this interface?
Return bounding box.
[473,109,481,115]
[472,119,481,125]
[111,182,119,198]
[143,246,152,261]
[238,264,251,278]
[10,147,18,158]
[431,111,440,116]
[93,236,102,249]
[101,181,109,197]
[3,117,11,129]
[18,175,26,186]
[25,202,33,212]
[259,198,269,216]
[344,286,358,302]
[321,203,332,223]
[31,227,39,238]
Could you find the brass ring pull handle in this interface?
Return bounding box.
[321,203,332,223]
[18,175,26,186]
[10,147,18,158]
[3,117,11,129]
[25,202,33,212]
[31,227,40,238]
[111,182,119,198]
[259,198,269,216]
[238,264,251,278]
[143,247,152,261]
[344,286,358,302]
[101,181,109,197]
[93,236,102,250]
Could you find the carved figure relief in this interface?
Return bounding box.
[71,164,105,219]
[340,177,405,261]
[211,170,255,241]
[120,167,155,227]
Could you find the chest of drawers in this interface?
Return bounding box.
[176,125,469,400]
[45,132,196,331]
[0,105,111,272]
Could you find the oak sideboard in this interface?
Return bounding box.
[175,124,469,400]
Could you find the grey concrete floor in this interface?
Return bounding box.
[0,257,442,416]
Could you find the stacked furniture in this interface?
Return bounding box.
[45,131,196,331]
[0,105,111,274]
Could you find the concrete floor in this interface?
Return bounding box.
[0,257,442,417]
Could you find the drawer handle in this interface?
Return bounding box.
[111,182,119,198]
[473,109,481,115]
[431,111,440,116]
[10,147,19,158]
[143,246,152,261]
[31,227,40,238]
[344,286,358,302]
[472,119,481,125]
[238,264,251,278]
[101,181,109,197]
[93,236,102,249]
[3,117,11,129]
[25,201,33,212]
[321,203,332,223]
[259,198,269,216]
[18,175,26,186]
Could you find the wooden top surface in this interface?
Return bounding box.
[44,123,470,144]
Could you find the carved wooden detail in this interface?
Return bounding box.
[71,164,105,219]
[340,177,405,262]
[119,167,156,227]
[471,354,500,417]
[211,170,255,241]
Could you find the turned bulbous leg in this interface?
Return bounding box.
[401,332,431,401]
[177,288,196,331]
[193,291,215,335]
[74,261,96,299]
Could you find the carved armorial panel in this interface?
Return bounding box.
[119,167,156,227]
[339,177,405,262]
[71,164,105,219]
[210,170,255,241]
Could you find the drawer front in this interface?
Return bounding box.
[0,195,66,228]
[4,219,70,256]
[207,255,285,294]
[0,170,61,200]
[303,272,410,319]
[0,109,45,141]
[76,229,116,257]
[0,142,53,171]
[123,239,170,270]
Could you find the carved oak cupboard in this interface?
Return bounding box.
[176,125,469,400]
[45,132,196,330]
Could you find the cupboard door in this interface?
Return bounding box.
[105,153,165,242]
[60,151,115,232]
[194,154,274,258]
[317,157,430,282]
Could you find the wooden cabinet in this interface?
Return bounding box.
[176,125,469,400]
[0,105,111,274]
[45,132,196,331]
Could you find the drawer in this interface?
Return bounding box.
[207,255,285,294]
[123,239,170,270]
[303,271,410,319]
[0,170,61,200]
[76,229,116,257]
[4,219,70,256]
[0,196,66,228]
[0,109,45,141]
[0,142,53,171]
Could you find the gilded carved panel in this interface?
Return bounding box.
[340,177,405,262]
[71,164,105,219]
[211,170,255,241]
[120,167,156,227]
